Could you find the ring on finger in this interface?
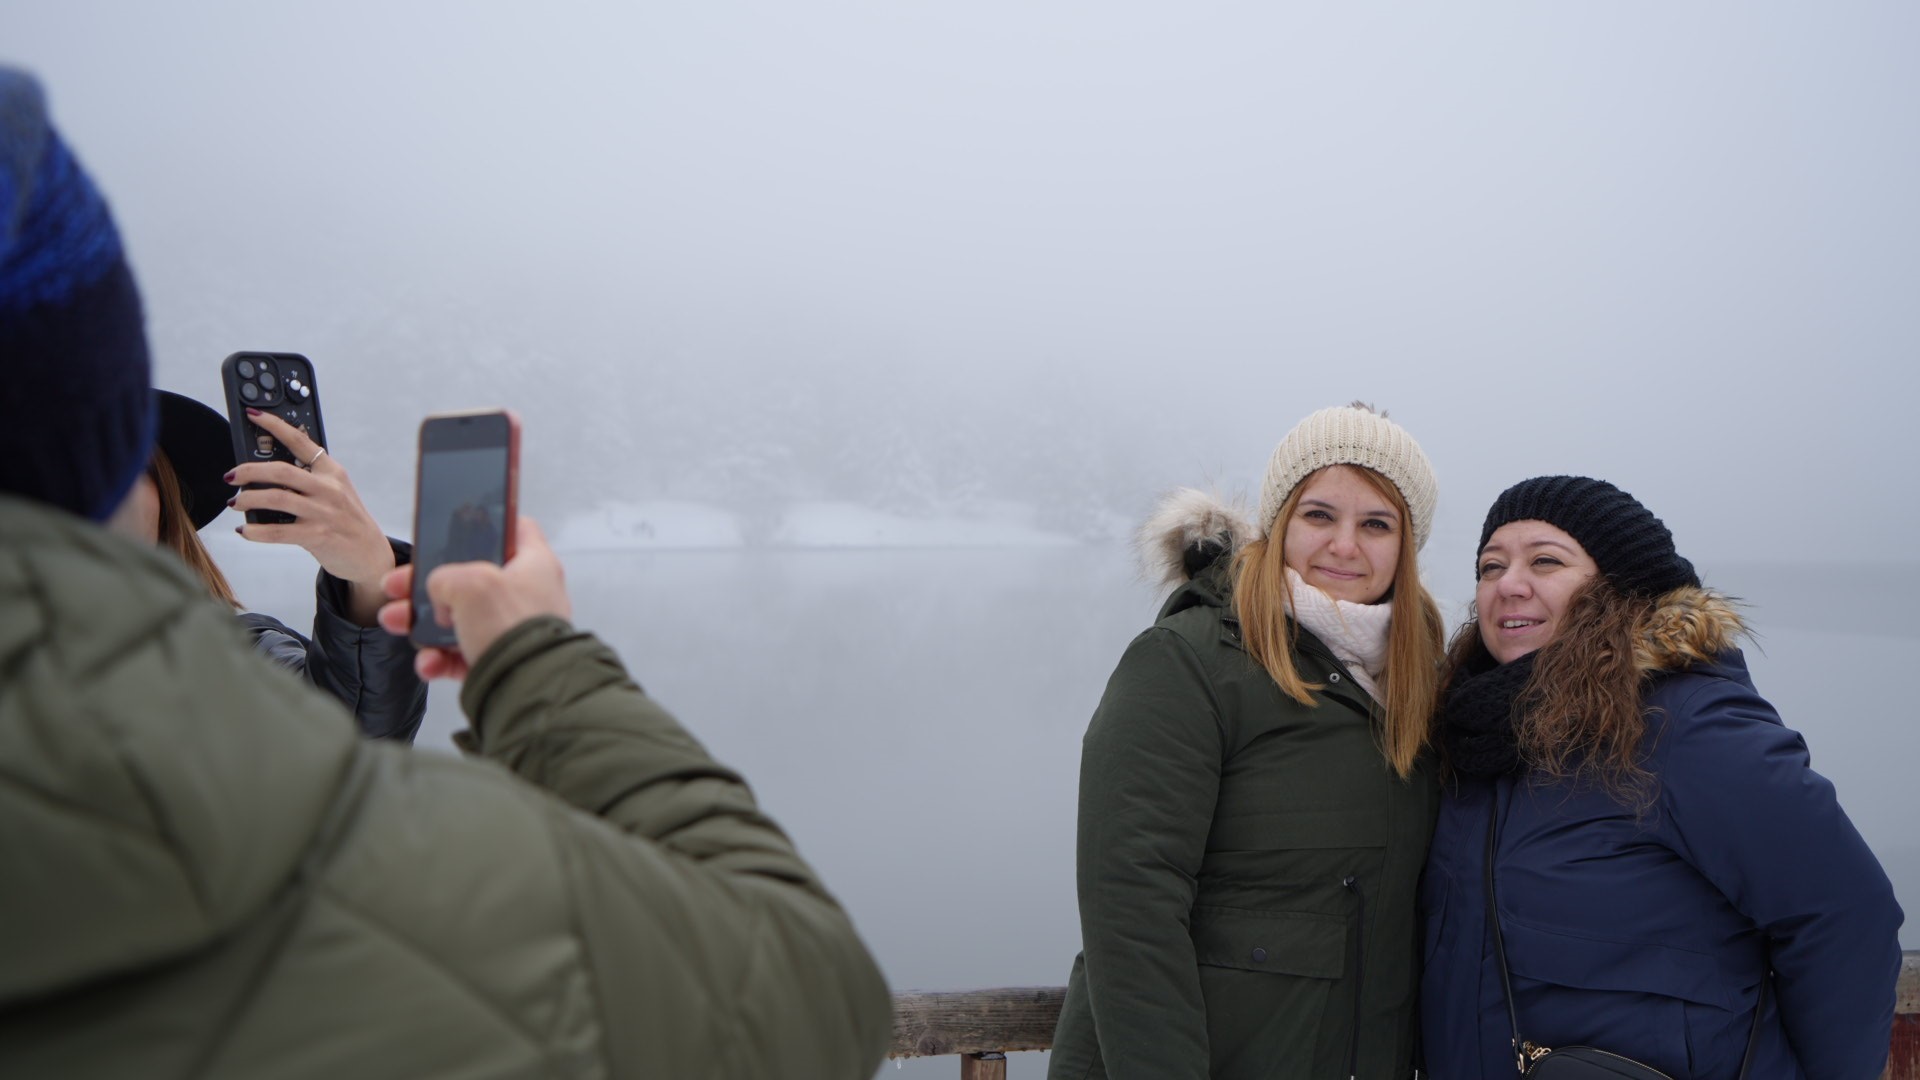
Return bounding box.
[302,446,328,470]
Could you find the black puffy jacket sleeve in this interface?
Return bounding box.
[237,537,427,743]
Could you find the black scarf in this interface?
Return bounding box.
[1436,650,1537,780]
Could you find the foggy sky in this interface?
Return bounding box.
[9,2,1918,582]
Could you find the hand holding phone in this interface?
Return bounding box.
[408,410,521,649]
[221,351,326,524]
[227,408,397,620]
[378,516,570,681]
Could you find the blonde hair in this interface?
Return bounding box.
[1233,466,1444,778]
[149,448,241,610]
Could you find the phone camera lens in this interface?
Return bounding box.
[240,382,260,403]
[236,359,256,379]
[259,370,278,391]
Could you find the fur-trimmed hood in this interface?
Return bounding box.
[1136,488,1257,590]
[1635,586,1746,676]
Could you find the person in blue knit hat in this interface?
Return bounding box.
[0,69,154,519]
[0,67,425,742]
[0,69,890,1080]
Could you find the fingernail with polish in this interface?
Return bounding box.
[234,526,245,535]
[226,497,237,508]
[222,471,236,484]
[245,408,261,417]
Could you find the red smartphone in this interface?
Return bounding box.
[221,351,326,524]
[409,410,521,649]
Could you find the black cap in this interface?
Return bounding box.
[1478,475,1699,598]
[155,390,237,530]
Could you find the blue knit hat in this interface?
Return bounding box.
[0,69,154,521]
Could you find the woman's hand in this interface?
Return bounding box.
[228,408,396,625]
[377,517,570,681]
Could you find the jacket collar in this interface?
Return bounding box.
[1153,546,1377,717]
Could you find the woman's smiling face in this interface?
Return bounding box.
[1281,465,1403,605]
[1475,520,1599,663]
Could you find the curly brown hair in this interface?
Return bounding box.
[1445,577,1656,804]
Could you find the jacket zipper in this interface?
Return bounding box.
[1299,632,1376,1076]
[1344,874,1366,1080]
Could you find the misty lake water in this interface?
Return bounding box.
[217,543,1920,1080]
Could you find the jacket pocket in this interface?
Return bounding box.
[1191,905,1346,978]
[1501,917,1743,1012]
[1192,906,1349,1076]
[1502,919,1727,1079]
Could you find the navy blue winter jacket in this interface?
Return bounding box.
[1420,590,1903,1079]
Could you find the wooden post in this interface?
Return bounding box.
[960,1051,1007,1080]
[1888,952,1920,1080]
[1887,1014,1918,1080]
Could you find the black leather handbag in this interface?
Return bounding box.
[1482,811,1766,1079]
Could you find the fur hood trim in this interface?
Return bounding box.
[1635,586,1746,675]
[1136,488,1257,589]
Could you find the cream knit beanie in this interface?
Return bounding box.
[1257,403,1438,550]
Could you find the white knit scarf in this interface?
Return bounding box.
[1284,567,1393,702]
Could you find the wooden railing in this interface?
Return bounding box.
[890,951,1920,1078]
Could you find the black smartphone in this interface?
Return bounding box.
[410,410,521,649]
[220,351,326,525]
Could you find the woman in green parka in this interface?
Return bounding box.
[1050,404,1446,1080]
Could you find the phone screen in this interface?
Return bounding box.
[412,413,515,647]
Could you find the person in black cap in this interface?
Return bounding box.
[1418,476,1903,1079]
[119,388,428,742]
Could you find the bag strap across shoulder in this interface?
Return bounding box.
[1483,805,1532,1075]
[1481,798,1769,1077]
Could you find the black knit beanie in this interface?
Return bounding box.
[0,69,154,521]
[1477,475,1700,598]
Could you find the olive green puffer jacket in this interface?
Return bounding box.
[1050,543,1438,1080]
[0,496,891,1079]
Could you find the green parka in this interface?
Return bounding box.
[0,496,891,1079]
[1049,510,1438,1080]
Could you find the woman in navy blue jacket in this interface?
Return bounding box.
[1420,476,1903,1079]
